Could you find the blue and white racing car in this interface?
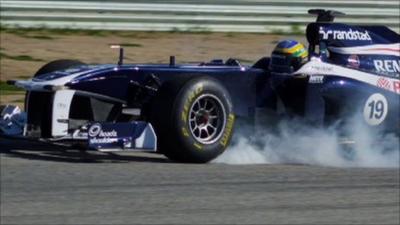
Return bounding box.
[1,9,399,163]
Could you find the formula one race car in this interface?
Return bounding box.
[1,9,399,163]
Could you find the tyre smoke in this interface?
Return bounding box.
[214,117,399,168]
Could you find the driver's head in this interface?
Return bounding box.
[269,40,308,74]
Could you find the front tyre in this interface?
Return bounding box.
[150,77,235,163]
[34,59,85,77]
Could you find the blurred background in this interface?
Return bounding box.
[0,0,399,105]
[1,0,399,33]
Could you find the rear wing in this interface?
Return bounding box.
[307,23,399,47]
[306,9,399,54]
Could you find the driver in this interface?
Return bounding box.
[269,40,308,74]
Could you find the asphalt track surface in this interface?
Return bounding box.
[1,138,399,225]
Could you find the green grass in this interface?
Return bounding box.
[0,26,165,40]
[81,30,107,37]
[0,52,44,62]
[1,90,25,95]
[29,35,55,40]
[290,25,304,35]
[0,81,23,91]
[0,27,56,39]
[1,26,107,37]
[269,28,287,35]
[17,75,32,79]
[114,31,157,39]
[12,98,25,103]
[168,26,212,34]
[168,27,182,33]
[113,43,143,48]
[0,26,153,38]
[0,81,24,95]
[268,24,305,35]
[224,33,237,38]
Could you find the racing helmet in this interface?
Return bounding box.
[269,40,308,73]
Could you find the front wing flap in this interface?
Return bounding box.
[0,105,157,152]
[87,122,157,152]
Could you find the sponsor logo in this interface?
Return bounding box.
[220,114,235,147]
[310,65,333,73]
[393,81,400,94]
[319,28,332,40]
[89,138,118,144]
[181,84,203,124]
[88,123,102,137]
[376,77,391,90]
[309,75,324,84]
[347,55,360,68]
[88,124,117,138]
[56,102,67,109]
[373,60,400,75]
[319,27,372,41]
[88,123,118,144]
[376,78,400,94]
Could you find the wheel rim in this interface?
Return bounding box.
[188,94,226,145]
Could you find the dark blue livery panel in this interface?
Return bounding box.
[1,9,399,163]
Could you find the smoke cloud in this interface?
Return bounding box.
[214,117,399,168]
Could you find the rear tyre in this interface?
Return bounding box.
[150,77,235,163]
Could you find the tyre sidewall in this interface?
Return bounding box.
[171,77,235,162]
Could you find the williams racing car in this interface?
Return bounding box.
[1,9,399,163]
